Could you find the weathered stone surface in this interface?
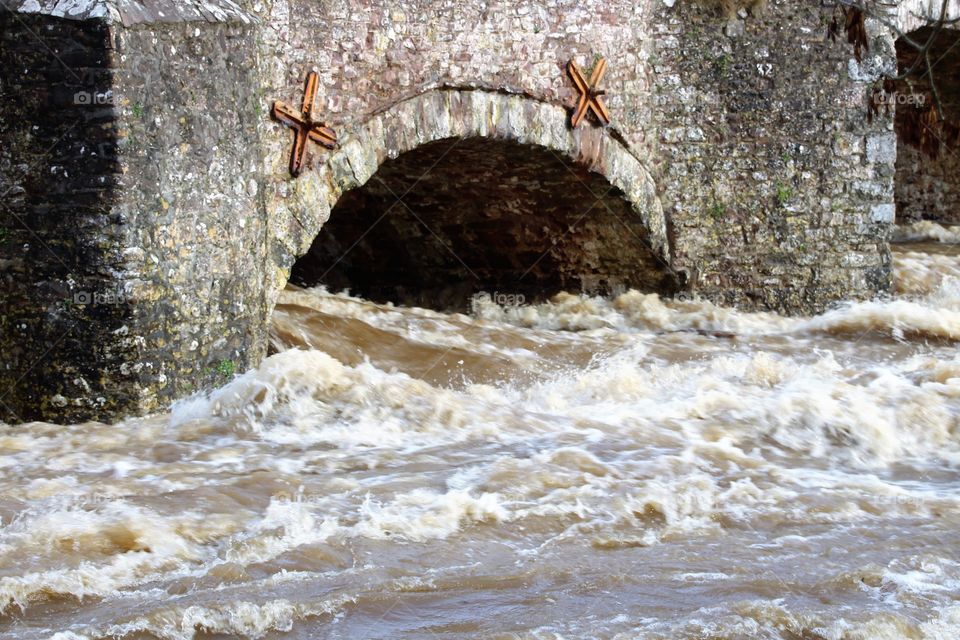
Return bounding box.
[650,1,908,312]
[3,0,938,423]
[1,7,262,421]
[1,12,127,421]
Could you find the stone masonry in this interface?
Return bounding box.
[1,0,955,423]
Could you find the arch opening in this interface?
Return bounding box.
[289,137,679,310]
[893,26,960,226]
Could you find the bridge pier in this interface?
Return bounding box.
[1,3,267,422]
[1,0,916,423]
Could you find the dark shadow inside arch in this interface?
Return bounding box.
[290,137,679,310]
[893,26,960,225]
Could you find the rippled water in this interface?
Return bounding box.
[2,229,959,639]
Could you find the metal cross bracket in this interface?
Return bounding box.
[271,71,338,177]
[567,58,611,129]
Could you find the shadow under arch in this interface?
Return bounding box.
[893,25,960,225]
[275,89,679,310]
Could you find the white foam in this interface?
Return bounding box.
[893,220,960,244]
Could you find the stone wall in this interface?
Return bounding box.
[0,12,127,421]
[109,16,267,415]
[1,0,916,422]
[1,3,265,421]
[651,0,898,311]
[897,141,960,224]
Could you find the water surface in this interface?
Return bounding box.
[2,232,959,639]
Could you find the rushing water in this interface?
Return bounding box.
[2,227,960,640]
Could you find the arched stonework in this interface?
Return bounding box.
[265,89,670,311]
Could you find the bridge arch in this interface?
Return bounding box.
[892,23,960,224]
[269,89,676,310]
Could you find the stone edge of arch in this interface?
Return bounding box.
[894,0,960,34]
[273,89,668,285]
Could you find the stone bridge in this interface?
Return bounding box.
[1,0,958,422]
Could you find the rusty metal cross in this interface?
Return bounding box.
[271,71,338,177]
[567,58,611,129]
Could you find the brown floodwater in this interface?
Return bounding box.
[1,224,959,639]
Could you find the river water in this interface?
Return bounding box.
[1,226,959,639]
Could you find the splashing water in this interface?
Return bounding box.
[1,243,959,639]
[892,220,960,245]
